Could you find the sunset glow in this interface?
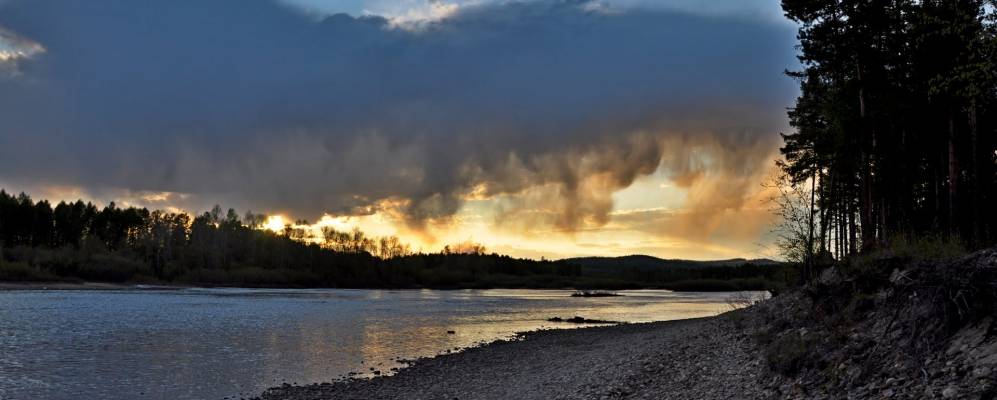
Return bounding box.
[263,215,288,232]
[227,160,783,260]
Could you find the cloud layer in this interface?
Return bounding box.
[0,0,797,238]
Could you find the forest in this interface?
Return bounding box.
[778,0,997,277]
[0,190,790,291]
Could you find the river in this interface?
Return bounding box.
[0,288,765,399]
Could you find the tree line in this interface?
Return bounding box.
[0,189,789,290]
[778,0,997,277]
[0,189,582,287]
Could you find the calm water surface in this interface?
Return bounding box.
[0,288,764,399]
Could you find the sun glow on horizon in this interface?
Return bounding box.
[263,215,288,232]
[246,161,782,261]
[222,160,783,261]
[3,159,782,261]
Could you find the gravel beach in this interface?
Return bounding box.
[258,313,769,400]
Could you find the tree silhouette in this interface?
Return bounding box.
[779,0,997,268]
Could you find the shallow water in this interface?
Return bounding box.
[0,288,765,400]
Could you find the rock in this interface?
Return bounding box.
[889,269,911,284]
[818,267,843,285]
[942,387,958,398]
[973,366,991,378]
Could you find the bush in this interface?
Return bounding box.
[33,246,80,276]
[0,261,59,281]
[78,254,149,282]
[765,332,810,375]
[854,234,968,267]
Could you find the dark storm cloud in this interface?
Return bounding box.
[0,0,797,231]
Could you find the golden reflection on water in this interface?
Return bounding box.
[345,289,767,379]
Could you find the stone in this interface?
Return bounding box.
[889,269,911,284]
[818,267,843,285]
[942,387,958,398]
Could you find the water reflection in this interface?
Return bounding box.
[0,289,765,400]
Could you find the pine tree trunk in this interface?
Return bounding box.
[948,109,959,238]
[819,172,830,254]
[834,183,840,259]
[968,99,979,245]
[849,197,858,255]
[935,149,943,230]
[857,64,876,251]
[806,168,817,281]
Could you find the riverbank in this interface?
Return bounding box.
[260,248,997,400]
[257,312,772,400]
[0,281,190,290]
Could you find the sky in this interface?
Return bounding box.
[0,0,799,260]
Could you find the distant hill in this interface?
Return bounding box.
[562,255,782,275]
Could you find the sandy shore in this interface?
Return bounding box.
[257,313,769,400]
